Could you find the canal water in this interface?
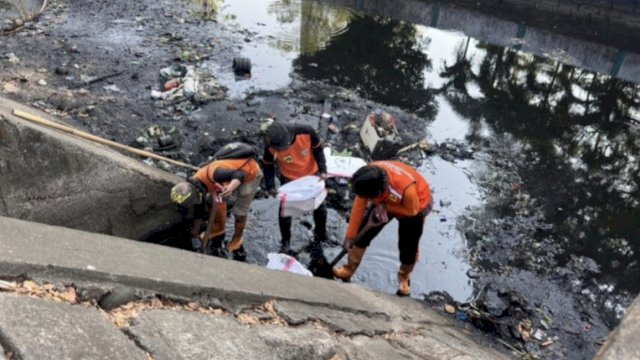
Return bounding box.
[212,0,639,356]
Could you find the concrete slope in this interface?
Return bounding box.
[0,96,182,239]
[0,216,512,359]
[595,295,640,360]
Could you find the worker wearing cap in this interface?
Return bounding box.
[262,121,328,254]
[333,161,432,296]
[170,153,262,261]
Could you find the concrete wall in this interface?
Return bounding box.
[0,97,182,240]
[323,0,640,83]
[432,0,640,52]
[595,295,640,359]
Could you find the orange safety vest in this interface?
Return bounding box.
[268,134,319,180]
[193,158,260,193]
[370,161,432,214]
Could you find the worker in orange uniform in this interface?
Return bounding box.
[262,121,328,255]
[170,143,262,261]
[333,161,432,296]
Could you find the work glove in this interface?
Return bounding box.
[190,237,202,251]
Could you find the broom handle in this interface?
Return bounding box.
[12,109,198,171]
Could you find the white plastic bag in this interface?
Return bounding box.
[266,253,313,277]
[324,147,367,178]
[277,175,327,217]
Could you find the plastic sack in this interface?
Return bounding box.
[324,148,366,178]
[266,253,313,277]
[278,175,327,217]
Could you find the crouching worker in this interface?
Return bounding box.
[170,142,262,261]
[262,121,328,254]
[333,161,432,296]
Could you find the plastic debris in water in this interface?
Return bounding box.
[456,310,468,322]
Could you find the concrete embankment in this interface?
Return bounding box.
[0,96,182,240]
[0,216,511,359]
[595,296,640,360]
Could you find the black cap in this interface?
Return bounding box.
[265,122,293,150]
[352,166,388,198]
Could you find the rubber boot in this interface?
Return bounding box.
[279,239,291,254]
[396,263,415,297]
[228,216,247,252]
[208,234,226,258]
[279,215,292,254]
[333,246,366,282]
[232,244,247,262]
[313,204,328,243]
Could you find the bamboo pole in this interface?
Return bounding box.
[12,109,198,171]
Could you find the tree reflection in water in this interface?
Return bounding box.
[294,15,437,120]
[440,42,640,293]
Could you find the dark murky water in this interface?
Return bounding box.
[214,0,640,337]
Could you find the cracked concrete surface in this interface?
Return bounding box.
[0,216,512,359]
[274,300,407,336]
[129,310,341,360]
[0,293,146,360]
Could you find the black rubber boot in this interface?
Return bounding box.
[279,215,293,254]
[279,238,291,255]
[313,204,328,243]
[232,245,247,262]
[207,234,226,258]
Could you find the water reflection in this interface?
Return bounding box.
[218,0,353,96]
[295,15,437,119]
[435,44,640,292]
[267,0,352,54]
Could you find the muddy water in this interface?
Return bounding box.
[214,0,640,357]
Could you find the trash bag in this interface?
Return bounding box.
[324,147,366,178]
[277,176,327,217]
[266,253,313,277]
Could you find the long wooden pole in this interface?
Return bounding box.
[12,109,198,171]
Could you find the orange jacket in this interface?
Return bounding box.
[267,134,320,180]
[193,158,260,193]
[346,161,432,239]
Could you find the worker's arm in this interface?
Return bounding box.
[345,196,368,241]
[393,184,421,218]
[212,168,245,183]
[293,124,327,175]
[262,146,276,190]
[213,168,245,198]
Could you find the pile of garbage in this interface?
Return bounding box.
[427,286,558,359]
[369,109,397,138]
[151,64,226,106]
[133,125,178,152]
[360,109,403,160]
